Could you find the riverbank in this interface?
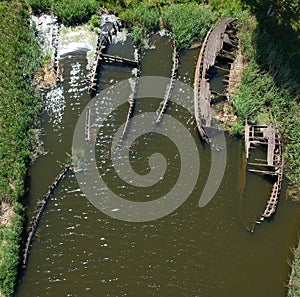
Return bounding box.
[0,1,42,296]
[288,238,300,297]
[0,0,299,296]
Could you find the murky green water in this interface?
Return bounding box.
[16,36,300,297]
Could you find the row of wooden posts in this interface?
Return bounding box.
[192,18,284,228]
[118,77,139,146]
[193,18,239,142]
[22,165,70,268]
[88,35,109,93]
[155,43,179,124]
[245,122,284,231]
[52,23,61,81]
[24,19,283,268]
[88,20,122,93]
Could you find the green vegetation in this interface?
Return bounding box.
[288,243,300,297]
[0,1,42,296]
[119,2,160,31]
[162,3,215,49]
[231,4,300,194]
[90,14,101,28]
[27,0,98,26]
[119,2,160,47]
[230,120,244,136]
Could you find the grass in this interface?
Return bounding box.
[0,1,42,296]
[288,242,300,297]
[162,3,216,49]
[27,0,98,26]
[231,12,300,194]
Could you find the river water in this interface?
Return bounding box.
[16,35,300,297]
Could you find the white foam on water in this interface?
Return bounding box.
[45,86,65,129]
[58,25,98,66]
[112,28,128,44]
[31,14,59,58]
[100,13,118,25]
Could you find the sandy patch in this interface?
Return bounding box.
[35,62,56,88]
[0,201,14,227]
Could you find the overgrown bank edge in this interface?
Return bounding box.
[0,1,42,296]
[0,0,299,296]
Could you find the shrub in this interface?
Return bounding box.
[27,0,52,13]
[119,2,160,32]
[27,0,98,26]
[131,25,146,47]
[162,3,216,49]
[230,120,244,136]
[90,14,100,28]
[51,0,98,26]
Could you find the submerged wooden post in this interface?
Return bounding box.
[156,43,179,124]
[244,123,284,228]
[22,166,70,268]
[85,106,91,142]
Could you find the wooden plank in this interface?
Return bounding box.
[100,54,139,67]
[266,125,276,166]
[213,65,230,72]
[247,162,277,167]
[85,106,91,142]
[245,120,250,159]
[248,169,278,175]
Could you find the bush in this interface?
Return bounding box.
[205,0,246,18]
[0,1,42,296]
[162,3,216,49]
[230,120,244,136]
[27,0,52,13]
[119,2,160,32]
[90,14,100,28]
[51,0,98,26]
[27,0,98,26]
[131,25,146,47]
